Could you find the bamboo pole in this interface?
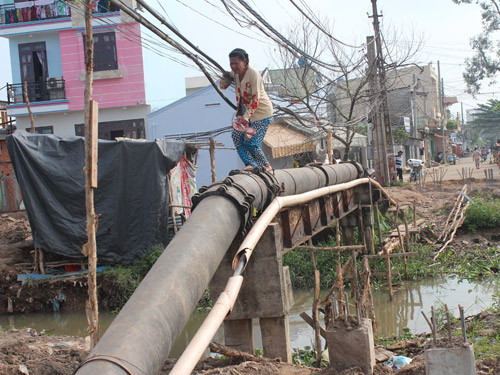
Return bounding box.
[394,205,407,280]
[336,261,345,314]
[403,215,410,280]
[360,257,377,331]
[167,173,178,235]
[309,239,322,367]
[209,137,216,183]
[375,203,382,247]
[299,245,364,252]
[38,248,45,275]
[82,0,99,349]
[23,81,36,133]
[384,245,393,301]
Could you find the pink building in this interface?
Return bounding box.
[0,0,150,138]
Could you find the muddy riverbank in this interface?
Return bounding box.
[1,180,500,374]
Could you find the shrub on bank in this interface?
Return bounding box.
[464,194,500,232]
[103,245,163,311]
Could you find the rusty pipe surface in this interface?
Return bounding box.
[75,163,364,375]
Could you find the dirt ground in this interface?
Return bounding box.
[1,172,500,374]
[1,326,500,375]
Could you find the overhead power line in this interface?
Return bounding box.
[108,0,237,110]
[288,0,362,49]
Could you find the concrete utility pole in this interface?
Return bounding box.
[437,61,446,164]
[368,0,391,185]
[410,75,418,159]
[367,37,381,179]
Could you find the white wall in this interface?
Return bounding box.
[15,104,151,137]
[147,85,241,187]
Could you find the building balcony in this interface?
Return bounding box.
[6,79,69,116]
[7,78,66,104]
[0,1,70,26]
[0,0,120,35]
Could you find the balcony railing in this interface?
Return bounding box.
[7,79,66,105]
[0,0,70,25]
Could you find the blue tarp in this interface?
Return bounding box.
[17,266,109,281]
[7,131,184,263]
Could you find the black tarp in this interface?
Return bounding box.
[7,131,185,264]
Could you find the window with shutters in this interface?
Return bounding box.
[84,32,118,71]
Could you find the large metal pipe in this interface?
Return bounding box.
[171,177,384,375]
[75,164,362,375]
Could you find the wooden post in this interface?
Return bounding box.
[403,216,410,279]
[82,0,99,349]
[336,261,345,313]
[357,205,367,253]
[38,248,45,275]
[385,250,393,301]
[167,173,178,235]
[33,248,39,273]
[327,129,333,164]
[209,137,216,183]
[22,81,36,133]
[375,203,382,248]
[394,206,407,280]
[310,239,322,367]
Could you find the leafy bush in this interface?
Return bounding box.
[463,194,500,232]
[104,245,164,310]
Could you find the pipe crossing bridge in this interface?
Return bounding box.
[75,162,397,375]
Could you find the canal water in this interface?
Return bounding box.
[1,277,498,357]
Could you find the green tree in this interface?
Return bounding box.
[447,119,458,130]
[468,99,500,143]
[452,0,500,94]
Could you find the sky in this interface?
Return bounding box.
[0,0,491,118]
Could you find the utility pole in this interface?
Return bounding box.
[461,102,464,125]
[367,36,388,184]
[437,61,446,164]
[369,0,391,185]
[410,74,419,159]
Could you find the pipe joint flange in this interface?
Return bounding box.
[341,160,365,178]
[249,167,281,205]
[191,179,256,234]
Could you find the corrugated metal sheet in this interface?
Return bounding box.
[263,123,315,158]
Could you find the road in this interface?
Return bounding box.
[405,155,500,183]
[440,154,500,182]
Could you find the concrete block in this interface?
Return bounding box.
[223,319,254,354]
[260,315,292,362]
[282,266,294,312]
[326,318,375,375]
[209,223,293,319]
[425,342,476,375]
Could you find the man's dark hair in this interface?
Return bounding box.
[229,48,249,65]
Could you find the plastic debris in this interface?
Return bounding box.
[384,355,412,370]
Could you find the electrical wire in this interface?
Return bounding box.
[287,0,362,49]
